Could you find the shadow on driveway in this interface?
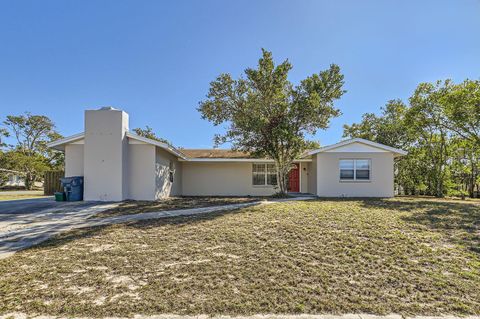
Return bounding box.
[0,197,118,259]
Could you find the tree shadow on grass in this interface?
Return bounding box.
[94,197,264,218]
[356,197,480,255]
[23,206,251,253]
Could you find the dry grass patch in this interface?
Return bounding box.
[0,197,479,317]
[93,196,263,218]
[0,191,47,201]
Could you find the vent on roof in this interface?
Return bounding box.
[99,106,118,111]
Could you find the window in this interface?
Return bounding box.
[339,159,371,181]
[339,160,354,180]
[355,159,370,180]
[252,163,266,185]
[252,163,277,186]
[266,164,277,186]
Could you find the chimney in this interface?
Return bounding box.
[83,107,129,201]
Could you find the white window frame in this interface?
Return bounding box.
[339,159,371,182]
[252,163,277,186]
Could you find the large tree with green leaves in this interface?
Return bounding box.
[198,49,345,194]
[344,79,480,198]
[343,99,410,149]
[2,113,63,189]
[441,79,480,144]
[407,81,452,197]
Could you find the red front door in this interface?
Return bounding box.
[287,163,300,192]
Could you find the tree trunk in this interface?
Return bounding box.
[275,160,291,196]
[277,169,287,195]
[469,160,475,198]
[24,172,33,190]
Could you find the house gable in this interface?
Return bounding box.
[308,138,407,157]
[324,142,388,153]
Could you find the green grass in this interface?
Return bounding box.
[0,197,479,317]
[0,191,47,201]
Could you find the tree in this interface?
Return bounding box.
[0,128,8,148]
[132,126,171,145]
[343,79,480,198]
[442,79,480,145]
[343,99,410,149]
[448,138,480,198]
[407,81,452,197]
[2,113,63,189]
[198,49,345,194]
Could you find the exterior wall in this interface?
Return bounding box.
[4,175,43,187]
[171,159,182,196]
[182,162,276,196]
[155,147,183,198]
[307,159,317,195]
[83,109,129,201]
[128,144,156,200]
[300,162,309,193]
[5,175,23,187]
[316,152,394,197]
[65,144,84,176]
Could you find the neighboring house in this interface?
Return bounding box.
[47,107,407,201]
[0,169,43,188]
[1,169,24,187]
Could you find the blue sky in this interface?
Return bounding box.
[1,0,479,148]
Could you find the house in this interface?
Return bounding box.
[0,169,24,187]
[47,107,407,201]
[0,169,43,188]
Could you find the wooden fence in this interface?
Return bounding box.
[44,171,64,195]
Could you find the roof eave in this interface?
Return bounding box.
[179,158,313,162]
[46,132,187,159]
[308,138,408,157]
[46,133,85,151]
[125,132,187,160]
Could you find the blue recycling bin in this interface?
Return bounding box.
[60,176,84,201]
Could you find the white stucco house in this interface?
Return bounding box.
[0,169,43,188]
[48,107,407,201]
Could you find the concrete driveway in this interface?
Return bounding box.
[0,198,119,259]
[1,196,82,214]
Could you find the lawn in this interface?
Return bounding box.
[93,196,264,218]
[0,190,47,201]
[0,197,479,317]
